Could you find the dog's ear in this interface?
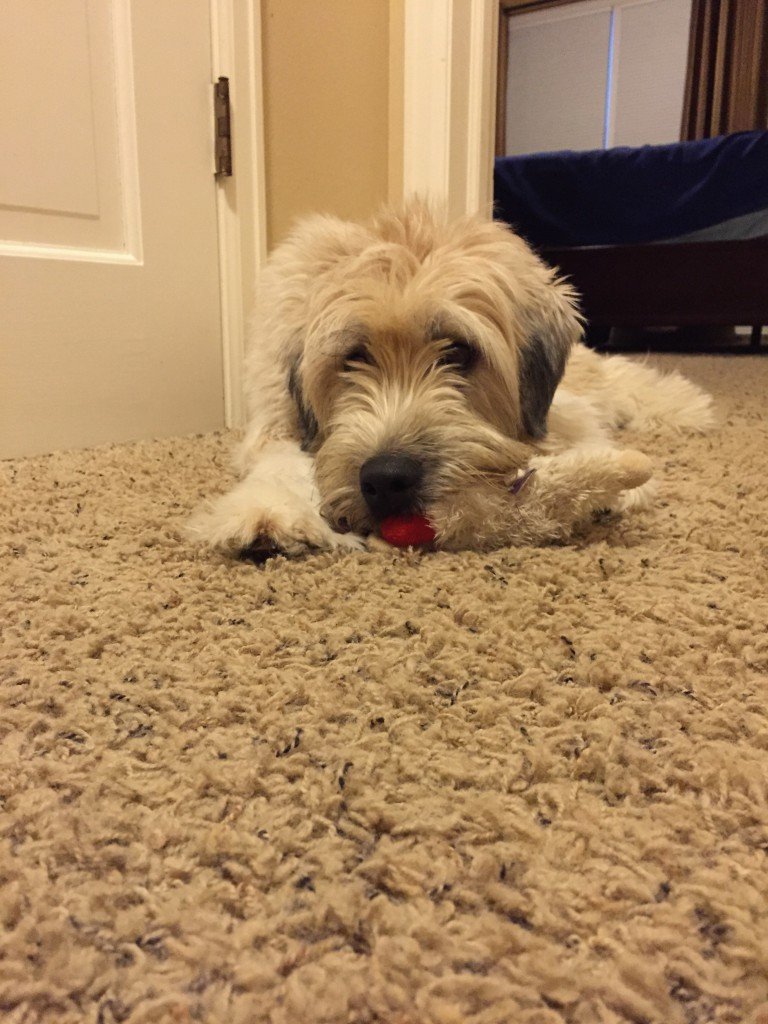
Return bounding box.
[518,285,582,440]
[287,358,319,451]
[518,333,570,440]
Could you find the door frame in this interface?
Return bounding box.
[211,0,267,429]
[400,0,499,218]
[498,0,591,156]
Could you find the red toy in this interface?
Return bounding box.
[380,514,436,548]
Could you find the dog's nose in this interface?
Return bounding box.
[359,453,424,519]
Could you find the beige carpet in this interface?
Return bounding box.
[2,354,768,1024]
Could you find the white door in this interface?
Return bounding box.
[0,0,224,458]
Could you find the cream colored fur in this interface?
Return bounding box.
[191,200,713,555]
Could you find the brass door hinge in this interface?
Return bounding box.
[214,77,232,177]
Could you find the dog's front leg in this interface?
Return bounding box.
[191,432,363,559]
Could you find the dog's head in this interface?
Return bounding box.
[279,200,582,549]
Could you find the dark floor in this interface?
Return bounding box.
[586,325,767,355]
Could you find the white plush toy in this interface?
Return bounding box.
[499,446,654,544]
[374,445,654,552]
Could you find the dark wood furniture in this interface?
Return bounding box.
[542,237,768,348]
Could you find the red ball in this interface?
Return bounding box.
[380,514,436,548]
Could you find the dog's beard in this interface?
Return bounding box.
[313,368,532,550]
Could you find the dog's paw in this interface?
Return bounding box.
[236,510,365,560]
[188,492,364,559]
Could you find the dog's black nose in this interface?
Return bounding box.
[359,453,424,519]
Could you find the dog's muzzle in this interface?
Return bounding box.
[359,453,424,520]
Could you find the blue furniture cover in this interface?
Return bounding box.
[493,130,768,248]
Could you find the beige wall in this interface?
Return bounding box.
[388,0,404,204]
[261,0,391,247]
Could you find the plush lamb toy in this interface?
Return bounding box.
[378,446,654,551]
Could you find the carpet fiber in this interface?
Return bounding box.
[2,355,768,1024]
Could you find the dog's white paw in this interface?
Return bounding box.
[189,489,364,558]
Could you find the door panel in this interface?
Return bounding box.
[0,0,224,457]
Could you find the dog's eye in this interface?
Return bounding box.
[437,340,476,373]
[344,345,372,368]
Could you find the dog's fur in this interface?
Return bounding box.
[192,199,713,556]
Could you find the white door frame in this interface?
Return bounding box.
[401,0,498,218]
[210,0,267,429]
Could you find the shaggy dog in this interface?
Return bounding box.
[193,199,713,556]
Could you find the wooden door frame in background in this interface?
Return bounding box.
[496,0,594,155]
